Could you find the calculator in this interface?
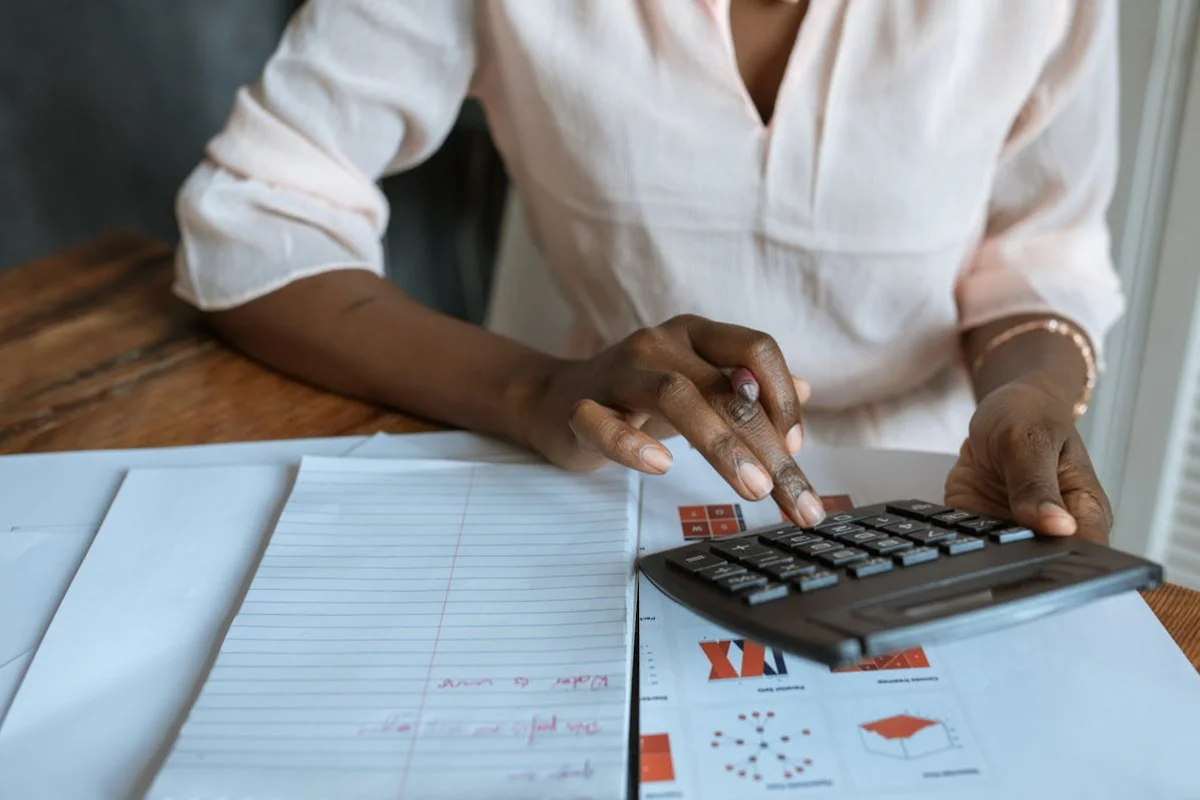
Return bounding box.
[638,499,1164,668]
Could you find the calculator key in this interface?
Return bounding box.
[817,547,869,567]
[796,540,840,557]
[957,517,1004,535]
[756,523,803,541]
[710,540,775,564]
[862,537,913,555]
[894,546,939,566]
[768,532,825,551]
[715,572,769,593]
[743,582,790,606]
[696,563,747,582]
[990,526,1035,544]
[883,520,931,537]
[667,551,726,573]
[903,527,957,545]
[843,530,887,546]
[761,560,818,581]
[933,510,976,526]
[886,500,952,520]
[940,535,985,555]
[795,569,839,592]
[742,551,794,569]
[816,522,865,539]
[860,513,905,529]
[821,511,867,526]
[848,557,894,578]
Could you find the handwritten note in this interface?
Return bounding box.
[145,457,637,799]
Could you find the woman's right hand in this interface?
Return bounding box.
[522,314,826,528]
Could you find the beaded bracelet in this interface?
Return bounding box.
[969,318,1096,420]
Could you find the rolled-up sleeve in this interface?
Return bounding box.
[174,0,477,310]
[956,0,1124,367]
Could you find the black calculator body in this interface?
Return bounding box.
[638,499,1164,668]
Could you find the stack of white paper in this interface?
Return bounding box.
[147,457,638,799]
[0,432,1197,800]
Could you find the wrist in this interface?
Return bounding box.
[505,353,567,453]
[1009,370,1080,419]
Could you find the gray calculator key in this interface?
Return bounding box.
[743,551,794,569]
[990,526,1035,544]
[697,563,747,582]
[883,520,931,537]
[904,527,957,545]
[796,569,839,592]
[941,535,985,555]
[668,551,726,573]
[771,532,825,552]
[711,540,775,564]
[860,513,905,529]
[848,557,894,578]
[822,511,866,526]
[796,540,839,557]
[933,510,976,526]
[817,547,868,567]
[863,537,913,555]
[894,546,939,566]
[761,560,818,581]
[817,522,865,539]
[957,517,1003,535]
[743,582,790,606]
[716,572,769,593]
[844,530,887,546]
[886,500,952,520]
[757,523,804,541]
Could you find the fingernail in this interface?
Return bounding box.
[786,424,803,455]
[1038,502,1077,535]
[792,376,811,405]
[738,462,774,499]
[639,445,673,474]
[796,490,826,527]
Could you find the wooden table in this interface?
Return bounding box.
[3,232,1198,672]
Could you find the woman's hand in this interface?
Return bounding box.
[522,314,827,528]
[945,375,1113,544]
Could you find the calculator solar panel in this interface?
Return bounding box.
[638,500,1164,668]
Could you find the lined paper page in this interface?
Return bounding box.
[146,457,637,800]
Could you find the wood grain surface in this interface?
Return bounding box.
[2,232,1197,672]
[0,232,435,453]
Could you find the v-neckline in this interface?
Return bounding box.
[707,0,829,134]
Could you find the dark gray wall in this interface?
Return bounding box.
[0,0,505,321]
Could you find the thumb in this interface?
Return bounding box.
[1001,430,1077,536]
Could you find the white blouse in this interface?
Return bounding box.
[173,0,1124,454]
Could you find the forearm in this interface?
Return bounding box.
[204,269,560,448]
[963,313,1092,415]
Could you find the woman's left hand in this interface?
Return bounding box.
[944,376,1113,544]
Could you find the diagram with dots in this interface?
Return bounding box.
[709,710,816,784]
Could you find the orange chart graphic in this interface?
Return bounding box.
[700,639,789,680]
[860,714,955,759]
[640,734,676,782]
[833,647,930,673]
[679,504,746,539]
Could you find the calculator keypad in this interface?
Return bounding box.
[664,500,1034,605]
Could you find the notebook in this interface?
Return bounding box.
[144,457,639,800]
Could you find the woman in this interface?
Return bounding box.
[175,0,1120,541]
